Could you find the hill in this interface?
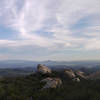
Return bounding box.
[0,65,100,100]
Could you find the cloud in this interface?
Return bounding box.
[0,0,100,51]
[52,0,100,50]
[0,0,53,49]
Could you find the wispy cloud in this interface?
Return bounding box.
[0,0,100,60]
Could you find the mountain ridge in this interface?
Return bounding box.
[0,60,100,68]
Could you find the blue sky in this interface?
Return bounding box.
[0,0,100,61]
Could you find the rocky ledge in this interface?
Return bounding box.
[36,64,87,90]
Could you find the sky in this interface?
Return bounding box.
[0,0,100,61]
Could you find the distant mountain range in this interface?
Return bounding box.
[0,60,100,78]
[0,60,100,68]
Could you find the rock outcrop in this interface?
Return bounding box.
[64,69,87,81]
[40,77,53,83]
[37,64,52,74]
[64,69,86,79]
[40,77,62,90]
[75,70,86,79]
[37,64,88,91]
[64,69,76,79]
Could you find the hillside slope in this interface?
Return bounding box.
[0,70,100,100]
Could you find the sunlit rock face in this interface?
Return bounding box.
[75,70,86,79]
[40,77,62,90]
[53,78,62,87]
[64,69,76,79]
[37,64,52,74]
[40,77,53,82]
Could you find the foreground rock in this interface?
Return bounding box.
[75,70,86,79]
[64,69,87,82]
[72,77,80,82]
[40,77,62,90]
[64,69,76,79]
[37,64,52,74]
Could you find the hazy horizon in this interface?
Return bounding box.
[0,0,100,61]
[0,59,100,62]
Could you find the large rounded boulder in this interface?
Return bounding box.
[64,69,76,79]
[37,64,52,74]
[40,77,62,90]
[75,70,86,79]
